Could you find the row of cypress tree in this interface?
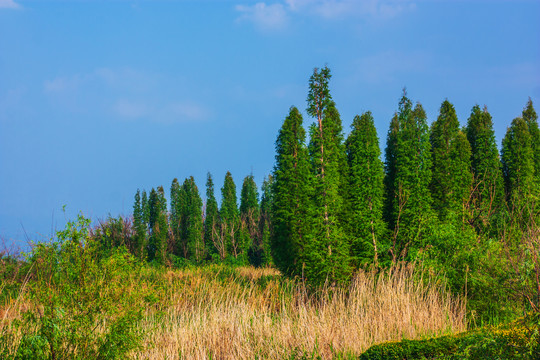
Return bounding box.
[121,66,538,293]
[131,172,274,266]
[271,66,539,288]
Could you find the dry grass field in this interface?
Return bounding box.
[1,263,466,359]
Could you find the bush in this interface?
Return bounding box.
[359,316,539,360]
[9,214,149,359]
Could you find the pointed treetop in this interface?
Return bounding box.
[306,65,332,120]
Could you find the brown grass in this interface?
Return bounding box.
[0,263,465,359]
[133,264,465,359]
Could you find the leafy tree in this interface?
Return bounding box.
[345,111,386,266]
[133,189,147,260]
[430,100,473,224]
[306,66,350,285]
[271,106,313,278]
[220,171,241,258]
[204,172,219,258]
[466,105,506,234]
[391,93,433,260]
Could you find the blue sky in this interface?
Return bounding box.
[1,0,539,250]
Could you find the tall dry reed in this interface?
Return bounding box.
[134,264,465,359]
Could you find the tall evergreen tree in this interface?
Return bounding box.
[141,190,149,230]
[133,189,147,260]
[307,68,350,284]
[180,177,204,261]
[502,117,535,206]
[522,98,540,183]
[271,106,312,278]
[240,174,260,265]
[430,100,473,224]
[383,113,400,228]
[451,131,474,226]
[170,178,182,256]
[258,175,274,266]
[147,187,168,263]
[345,112,385,266]
[466,105,505,233]
[391,94,433,260]
[220,171,240,258]
[204,172,219,258]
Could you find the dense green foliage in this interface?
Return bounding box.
[271,106,313,278]
[345,112,386,266]
[204,172,220,258]
[430,100,473,224]
[466,105,506,234]
[502,117,535,206]
[391,95,434,260]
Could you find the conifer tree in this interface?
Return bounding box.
[170,178,182,256]
[345,112,385,266]
[147,187,168,263]
[466,105,505,233]
[522,99,540,182]
[204,172,219,257]
[451,131,474,225]
[258,175,274,266]
[181,177,204,261]
[141,190,149,230]
[220,171,240,258]
[240,174,260,265]
[307,67,350,284]
[271,106,312,278]
[502,117,534,205]
[430,100,473,224]
[391,94,433,260]
[383,113,400,228]
[133,189,147,260]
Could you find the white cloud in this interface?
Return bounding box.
[0,0,20,9]
[235,2,289,31]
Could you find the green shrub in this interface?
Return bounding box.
[12,213,149,359]
[359,316,539,360]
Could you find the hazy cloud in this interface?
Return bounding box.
[113,99,149,119]
[236,2,289,31]
[354,50,431,83]
[235,0,415,28]
[0,0,20,9]
[44,68,210,124]
[486,62,540,89]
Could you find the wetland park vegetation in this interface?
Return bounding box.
[1,66,539,358]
